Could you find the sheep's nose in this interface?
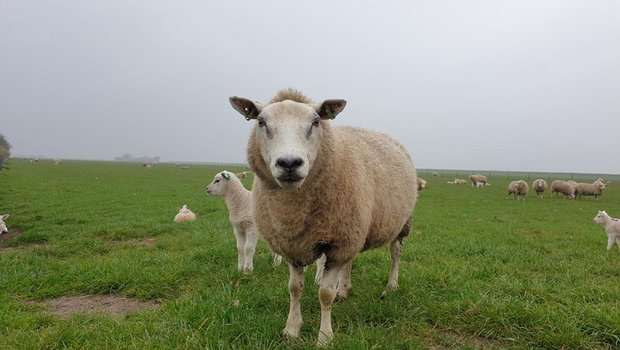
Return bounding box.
[276,157,304,172]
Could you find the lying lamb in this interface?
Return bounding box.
[0,214,9,234]
[173,204,197,223]
[230,89,417,345]
[206,170,282,272]
[593,210,620,251]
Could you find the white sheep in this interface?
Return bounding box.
[550,180,575,199]
[0,214,9,234]
[507,180,529,200]
[593,210,620,251]
[417,177,427,191]
[532,179,547,198]
[206,170,282,272]
[53,158,63,166]
[173,204,196,223]
[575,181,606,200]
[230,89,417,345]
[469,174,488,188]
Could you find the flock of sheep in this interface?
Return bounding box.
[506,178,607,200]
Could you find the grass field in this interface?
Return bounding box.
[1,159,619,349]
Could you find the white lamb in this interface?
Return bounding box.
[0,214,9,234]
[173,204,197,223]
[593,210,620,251]
[206,170,282,272]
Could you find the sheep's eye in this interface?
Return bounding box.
[214,179,220,183]
[257,118,266,128]
[312,119,320,127]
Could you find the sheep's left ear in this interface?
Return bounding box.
[1,214,8,220]
[222,172,231,181]
[229,97,263,120]
[315,99,347,120]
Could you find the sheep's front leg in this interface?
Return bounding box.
[614,235,620,251]
[317,265,342,346]
[607,235,615,251]
[381,239,402,298]
[243,229,258,273]
[283,264,304,339]
[233,227,246,272]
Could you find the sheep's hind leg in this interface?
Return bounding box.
[381,239,402,299]
[243,229,258,273]
[317,265,342,347]
[335,261,352,301]
[607,235,615,251]
[314,253,326,285]
[283,264,304,340]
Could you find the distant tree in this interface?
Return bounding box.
[0,133,11,171]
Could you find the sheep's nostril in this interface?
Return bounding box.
[276,157,304,172]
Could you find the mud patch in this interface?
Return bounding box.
[0,228,21,244]
[41,295,160,318]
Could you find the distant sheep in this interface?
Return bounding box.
[234,171,251,179]
[173,204,197,223]
[417,177,427,191]
[532,179,547,198]
[432,171,440,177]
[593,210,620,251]
[469,174,488,188]
[507,180,529,200]
[0,214,9,234]
[575,181,606,200]
[550,180,575,199]
[206,170,282,272]
[230,89,417,345]
[53,158,63,166]
[447,178,467,185]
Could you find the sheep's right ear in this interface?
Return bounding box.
[316,99,347,120]
[229,97,263,120]
[2,214,9,220]
[222,172,231,181]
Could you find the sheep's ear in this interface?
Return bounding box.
[222,172,231,181]
[229,97,263,120]
[315,99,347,120]
[1,214,8,220]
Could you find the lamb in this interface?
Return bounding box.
[206,170,282,272]
[575,181,606,200]
[173,204,197,223]
[454,178,467,185]
[593,210,620,251]
[507,180,529,200]
[229,89,417,345]
[532,179,547,198]
[469,174,487,188]
[550,180,575,199]
[0,214,9,234]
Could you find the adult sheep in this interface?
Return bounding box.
[575,181,606,199]
[551,180,575,199]
[532,179,547,198]
[229,89,418,346]
[469,174,487,188]
[507,180,529,200]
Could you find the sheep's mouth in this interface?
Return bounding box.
[275,174,305,188]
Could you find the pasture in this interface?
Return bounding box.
[1,159,619,349]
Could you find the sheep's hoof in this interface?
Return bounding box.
[335,287,351,302]
[317,330,333,347]
[282,327,300,341]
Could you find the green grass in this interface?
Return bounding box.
[0,159,619,349]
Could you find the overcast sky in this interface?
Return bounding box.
[1,0,619,174]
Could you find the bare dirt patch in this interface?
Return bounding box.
[0,228,21,244]
[41,295,160,318]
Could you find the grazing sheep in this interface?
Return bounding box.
[550,180,576,199]
[593,210,620,251]
[417,177,427,191]
[532,179,547,198]
[173,204,196,223]
[206,170,282,272]
[53,158,63,166]
[575,181,606,200]
[469,174,487,188]
[0,214,9,234]
[432,171,440,177]
[507,180,529,200]
[229,89,417,345]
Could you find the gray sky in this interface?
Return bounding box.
[1,0,619,174]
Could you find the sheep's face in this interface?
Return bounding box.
[0,214,9,233]
[594,210,607,224]
[230,96,346,190]
[206,171,233,196]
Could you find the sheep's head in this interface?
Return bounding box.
[230,94,346,190]
[594,210,607,224]
[0,214,9,233]
[206,171,235,196]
